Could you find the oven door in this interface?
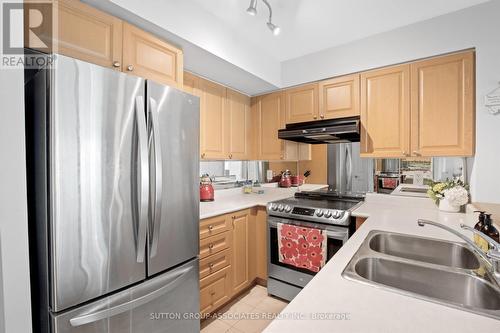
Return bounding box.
[267,216,349,288]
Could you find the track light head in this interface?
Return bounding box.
[267,21,280,35]
[246,0,258,16]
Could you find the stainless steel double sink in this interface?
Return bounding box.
[342,230,500,320]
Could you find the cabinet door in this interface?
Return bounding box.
[257,92,286,160]
[200,266,232,314]
[227,89,251,160]
[285,83,319,124]
[122,23,183,87]
[360,65,411,157]
[54,0,122,69]
[231,210,250,295]
[410,51,475,157]
[199,78,228,159]
[319,74,360,119]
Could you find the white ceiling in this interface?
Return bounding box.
[187,0,489,61]
[93,0,490,94]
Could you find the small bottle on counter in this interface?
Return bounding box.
[473,211,487,250]
[482,214,500,245]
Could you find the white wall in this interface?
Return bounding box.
[282,0,500,203]
[0,0,33,331]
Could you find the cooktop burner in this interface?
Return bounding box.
[267,189,364,226]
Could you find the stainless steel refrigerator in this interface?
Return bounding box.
[25,53,200,333]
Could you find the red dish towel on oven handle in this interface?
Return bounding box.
[277,222,327,273]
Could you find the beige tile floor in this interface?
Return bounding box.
[201,285,288,333]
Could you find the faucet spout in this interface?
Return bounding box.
[416,219,492,266]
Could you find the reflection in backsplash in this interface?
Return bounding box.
[200,156,473,192]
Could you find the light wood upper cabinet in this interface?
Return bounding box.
[199,78,228,160]
[54,0,123,69]
[231,210,251,295]
[227,89,251,160]
[410,51,475,157]
[256,92,285,160]
[182,71,198,95]
[122,23,183,87]
[360,64,411,158]
[319,74,360,120]
[285,83,319,124]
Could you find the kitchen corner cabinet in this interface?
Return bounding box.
[53,0,123,69]
[319,74,360,120]
[199,78,228,160]
[227,89,251,160]
[360,64,411,158]
[48,0,183,86]
[122,23,183,87]
[253,93,311,161]
[285,83,319,123]
[410,51,475,157]
[230,210,251,295]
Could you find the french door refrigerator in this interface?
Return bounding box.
[25,53,200,333]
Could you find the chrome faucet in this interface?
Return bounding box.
[417,219,500,281]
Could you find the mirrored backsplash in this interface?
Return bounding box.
[200,156,472,191]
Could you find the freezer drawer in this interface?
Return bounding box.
[51,259,199,333]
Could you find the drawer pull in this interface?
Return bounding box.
[208,243,214,250]
[208,225,214,231]
[210,291,216,296]
[209,263,214,269]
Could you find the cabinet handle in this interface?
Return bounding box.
[112,61,121,68]
[313,115,318,120]
[209,263,214,269]
[201,153,206,158]
[127,65,134,71]
[320,114,325,119]
[208,225,214,231]
[402,151,410,157]
[208,243,214,250]
[229,153,233,159]
[280,155,284,160]
[413,151,421,156]
[210,291,216,296]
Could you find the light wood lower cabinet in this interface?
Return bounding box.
[199,208,266,315]
[53,0,123,69]
[200,214,230,240]
[360,64,411,158]
[410,51,475,157]
[122,23,183,87]
[200,266,232,315]
[230,210,251,294]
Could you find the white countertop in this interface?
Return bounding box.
[199,184,326,220]
[265,193,499,333]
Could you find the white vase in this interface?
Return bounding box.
[439,198,460,213]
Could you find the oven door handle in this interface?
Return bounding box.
[268,220,348,240]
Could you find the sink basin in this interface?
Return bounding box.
[342,230,500,319]
[355,257,500,310]
[369,233,480,269]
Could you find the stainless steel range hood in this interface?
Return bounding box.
[278,116,360,144]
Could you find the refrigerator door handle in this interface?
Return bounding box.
[148,97,163,258]
[135,96,149,263]
[69,264,195,327]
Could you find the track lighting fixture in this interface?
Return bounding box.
[246,0,280,35]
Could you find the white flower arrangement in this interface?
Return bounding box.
[443,186,469,207]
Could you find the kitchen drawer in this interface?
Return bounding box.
[199,248,231,279]
[200,215,230,239]
[200,265,232,314]
[199,231,231,259]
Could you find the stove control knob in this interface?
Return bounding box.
[278,204,284,212]
[335,211,343,219]
[284,205,292,213]
[324,210,332,218]
[269,203,277,211]
[315,210,324,217]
